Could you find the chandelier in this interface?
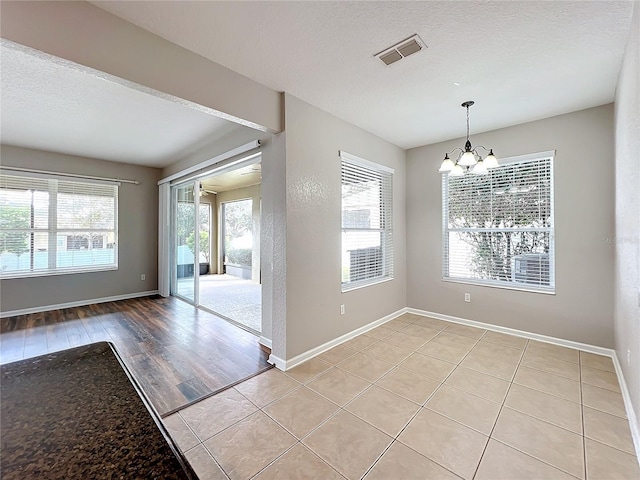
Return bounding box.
[438,101,499,176]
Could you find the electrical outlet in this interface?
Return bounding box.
[140,274,146,281]
[340,304,345,315]
[464,293,471,303]
[628,349,631,368]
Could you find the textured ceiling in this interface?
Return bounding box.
[0,42,255,167]
[92,0,634,149]
[201,162,261,193]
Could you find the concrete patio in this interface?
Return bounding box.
[177,274,261,333]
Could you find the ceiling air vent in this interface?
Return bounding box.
[375,34,427,66]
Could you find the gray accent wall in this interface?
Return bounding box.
[283,94,407,359]
[614,1,639,445]
[406,104,615,348]
[0,145,161,313]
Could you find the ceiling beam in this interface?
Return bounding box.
[0,1,283,134]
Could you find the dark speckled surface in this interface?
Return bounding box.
[0,342,196,480]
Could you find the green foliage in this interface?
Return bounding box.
[0,205,30,256]
[225,248,252,267]
[177,201,210,247]
[447,160,551,281]
[176,202,195,245]
[224,200,252,239]
[186,230,210,263]
[223,200,253,267]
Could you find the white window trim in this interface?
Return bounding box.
[442,150,555,293]
[340,151,394,292]
[339,151,395,175]
[0,172,119,279]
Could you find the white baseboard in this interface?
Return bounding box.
[268,304,639,457]
[259,336,272,349]
[0,290,160,318]
[268,353,286,370]
[407,308,615,357]
[612,351,640,460]
[410,308,639,460]
[271,307,409,371]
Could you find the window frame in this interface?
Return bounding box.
[442,150,555,294]
[340,151,394,292]
[0,171,119,279]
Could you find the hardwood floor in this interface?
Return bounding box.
[0,295,272,416]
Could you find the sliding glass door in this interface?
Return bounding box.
[172,181,199,304]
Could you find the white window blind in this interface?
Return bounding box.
[341,152,393,291]
[0,172,118,278]
[443,152,555,292]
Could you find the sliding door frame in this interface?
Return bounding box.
[170,178,200,306]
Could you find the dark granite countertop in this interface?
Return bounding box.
[0,342,196,480]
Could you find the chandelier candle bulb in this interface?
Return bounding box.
[438,154,455,173]
[450,164,465,177]
[472,159,488,175]
[483,150,499,169]
[458,150,477,166]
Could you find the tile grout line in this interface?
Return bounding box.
[371,326,491,480]
[177,387,265,458]
[174,317,618,479]
[353,315,439,478]
[470,337,528,480]
[579,351,588,480]
[357,438,396,480]
[487,438,585,480]
[517,348,585,437]
[246,440,340,480]
[480,342,586,479]
[200,443,232,480]
[172,408,232,479]
[195,383,303,480]
[296,317,457,479]
[171,320,479,474]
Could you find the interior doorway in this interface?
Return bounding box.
[169,160,262,334]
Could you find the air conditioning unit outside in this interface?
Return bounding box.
[512,253,550,286]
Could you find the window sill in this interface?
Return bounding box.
[342,276,393,293]
[442,277,555,295]
[1,266,118,280]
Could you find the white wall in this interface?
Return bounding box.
[0,145,161,313]
[259,134,287,352]
[1,1,282,134]
[282,94,407,359]
[614,1,640,445]
[407,104,615,347]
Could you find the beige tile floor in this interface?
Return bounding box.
[163,313,640,480]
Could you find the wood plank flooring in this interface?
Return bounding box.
[0,295,272,416]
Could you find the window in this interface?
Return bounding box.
[442,151,555,292]
[198,203,211,265]
[0,172,118,278]
[341,151,393,291]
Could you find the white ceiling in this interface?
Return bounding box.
[0,42,256,167]
[91,0,634,149]
[201,162,261,194]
